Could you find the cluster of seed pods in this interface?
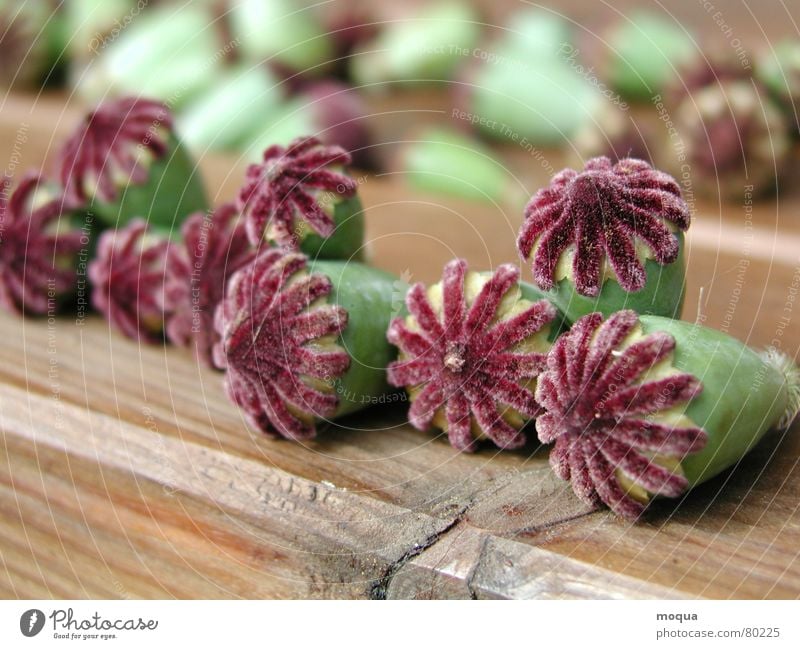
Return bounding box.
[1,95,797,524]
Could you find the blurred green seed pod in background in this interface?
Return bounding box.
[65,0,134,59]
[73,3,226,108]
[464,11,599,146]
[178,65,285,152]
[228,0,334,77]
[396,126,526,207]
[350,2,480,89]
[500,9,573,59]
[756,39,800,133]
[603,11,696,102]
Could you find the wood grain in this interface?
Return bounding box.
[1,84,800,599]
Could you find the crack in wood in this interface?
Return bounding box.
[464,535,490,600]
[515,508,599,537]
[368,505,469,599]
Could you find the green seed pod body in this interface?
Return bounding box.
[75,4,223,106]
[300,195,364,261]
[178,67,284,152]
[399,128,523,206]
[229,0,333,74]
[350,2,479,87]
[88,133,209,231]
[640,316,797,487]
[605,12,695,100]
[313,261,404,417]
[548,232,686,323]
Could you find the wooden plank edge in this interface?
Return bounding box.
[0,384,688,599]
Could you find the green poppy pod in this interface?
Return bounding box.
[518,157,690,324]
[57,97,208,232]
[536,310,800,519]
[214,250,404,440]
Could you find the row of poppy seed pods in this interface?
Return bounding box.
[218,148,799,520]
[247,150,797,520]
[1,97,798,521]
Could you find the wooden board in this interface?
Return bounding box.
[1,92,800,600]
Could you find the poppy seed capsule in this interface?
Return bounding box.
[238,136,364,260]
[88,219,172,343]
[536,310,800,520]
[676,81,790,198]
[387,259,561,452]
[164,203,254,367]
[214,250,402,441]
[517,157,690,324]
[0,173,92,315]
[58,97,209,230]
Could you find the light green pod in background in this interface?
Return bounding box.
[468,11,600,145]
[605,11,696,101]
[399,127,526,206]
[74,3,224,107]
[350,2,480,87]
[178,66,284,152]
[229,0,334,74]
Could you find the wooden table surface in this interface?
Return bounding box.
[1,90,800,599]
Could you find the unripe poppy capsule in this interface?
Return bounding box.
[214,250,402,440]
[387,258,563,452]
[57,97,209,231]
[536,310,800,519]
[517,157,690,324]
[237,136,365,261]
